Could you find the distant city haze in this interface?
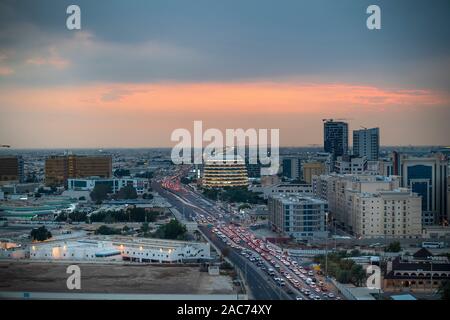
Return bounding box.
[0,0,449,148]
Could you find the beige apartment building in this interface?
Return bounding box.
[351,189,422,238]
[312,174,422,238]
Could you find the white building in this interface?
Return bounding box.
[30,240,122,261]
[268,194,328,240]
[67,177,150,195]
[29,237,211,263]
[111,237,210,263]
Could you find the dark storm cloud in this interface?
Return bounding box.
[0,0,449,89]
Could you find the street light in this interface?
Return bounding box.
[325,212,328,278]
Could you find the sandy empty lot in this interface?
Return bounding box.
[0,261,235,295]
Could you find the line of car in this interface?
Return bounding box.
[212,225,341,301]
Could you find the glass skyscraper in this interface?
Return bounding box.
[323,120,348,161]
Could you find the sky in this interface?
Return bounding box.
[0,0,449,148]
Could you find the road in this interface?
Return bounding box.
[153,181,292,300]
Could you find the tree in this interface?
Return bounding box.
[68,211,87,222]
[95,225,121,235]
[141,222,150,233]
[238,203,251,211]
[30,226,52,241]
[142,193,153,200]
[135,171,153,179]
[116,185,138,200]
[438,281,450,300]
[180,177,191,185]
[350,264,366,286]
[114,168,130,177]
[385,241,401,253]
[337,269,351,283]
[90,184,111,203]
[153,219,187,240]
[55,213,67,222]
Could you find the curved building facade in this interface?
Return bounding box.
[202,155,249,188]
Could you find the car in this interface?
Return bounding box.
[328,293,335,298]
[296,296,303,300]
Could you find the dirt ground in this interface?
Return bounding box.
[0,261,235,294]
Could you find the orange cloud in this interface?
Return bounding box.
[1,82,447,115]
[1,81,449,148]
[26,47,70,70]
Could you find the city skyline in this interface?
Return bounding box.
[1,0,449,148]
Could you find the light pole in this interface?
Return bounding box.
[325,212,328,278]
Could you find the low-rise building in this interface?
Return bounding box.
[28,237,211,263]
[384,248,450,292]
[67,177,150,195]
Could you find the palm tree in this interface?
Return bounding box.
[438,281,450,300]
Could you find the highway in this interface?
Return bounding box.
[153,180,292,300]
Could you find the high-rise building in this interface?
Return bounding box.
[302,162,326,184]
[323,120,348,161]
[282,157,302,180]
[202,155,249,188]
[268,194,327,240]
[397,153,448,225]
[0,156,24,184]
[45,155,112,187]
[353,127,380,160]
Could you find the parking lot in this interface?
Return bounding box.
[0,261,236,295]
